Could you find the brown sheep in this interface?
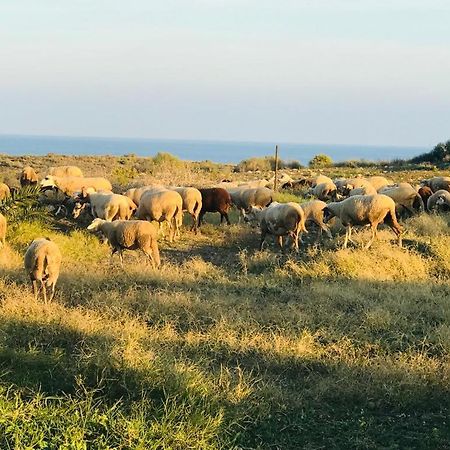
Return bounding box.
[0,213,6,247]
[198,188,232,227]
[0,183,11,201]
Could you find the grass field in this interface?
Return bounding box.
[0,158,449,449]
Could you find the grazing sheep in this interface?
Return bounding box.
[427,190,450,212]
[24,238,62,302]
[368,176,394,191]
[338,177,374,195]
[169,186,202,232]
[229,186,273,222]
[0,213,6,247]
[421,176,450,193]
[418,186,434,210]
[20,166,39,187]
[87,218,160,268]
[40,175,112,195]
[323,194,403,249]
[309,181,338,201]
[348,184,377,196]
[124,185,165,206]
[246,202,307,251]
[310,175,333,188]
[198,188,232,227]
[135,189,183,242]
[378,183,424,216]
[48,165,84,178]
[0,183,11,201]
[73,192,136,221]
[300,200,332,241]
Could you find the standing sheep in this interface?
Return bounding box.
[87,218,160,268]
[378,183,424,216]
[245,202,308,252]
[40,175,112,195]
[24,238,62,302]
[229,186,273,222]
[368,176,394,191]
[300,200,332,241]
[125,185,166,206]
[135,189,183,242]
[20,166,39,187]
[323,194,403,249]
[421,176,450,193]
[169,186,202,232]
[309,181,338,201]
[74,192,136,221]
[48,166,84,178]
[0,213,6,247]
[198,188,232,227]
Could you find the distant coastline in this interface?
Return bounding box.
[0,134,428,165]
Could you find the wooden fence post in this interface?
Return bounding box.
[274,145,279,191]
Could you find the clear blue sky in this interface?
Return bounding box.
[1,0,449,146]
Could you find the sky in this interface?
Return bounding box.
[1,0,449,147]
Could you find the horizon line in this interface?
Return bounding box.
[0,132,431,150]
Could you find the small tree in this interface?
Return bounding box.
[309,154,333,168]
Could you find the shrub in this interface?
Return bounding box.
[309,154,333,168]
[236,157,273,172]
[410,141,450,165]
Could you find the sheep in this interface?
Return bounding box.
[24,238,62,302]
[427,190,450,213]
[124,185,165,206]
[198,188,232,227]
[338,177,374,195]
[300,200,332,241]
[40,175,112,195]
[48,165,84,178]
[421,176,450,192]
[169,186,202,232]
[418,186,434,210]
[245,202,307,251]
[0,183,11,201]
[0,213,6,247]
[20,166,39,187]
[135,189,183,242]
[73,192,137,221]
[229,186,273,222]
[309,180,338,201]
[322,194,403,249]
[87,218,160,268]
[348,184,377,196]
[378,183,424,217]
[368,176,394,191]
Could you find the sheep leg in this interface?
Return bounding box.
[277,235,284,251]
[259,231,267,251]
[49,282,56,302]
[364,225,378,249]
[198,211,205,227]
[223,212,231,225]
[343,226,351,248]
[41,281,47,304]
[31,279,38,300]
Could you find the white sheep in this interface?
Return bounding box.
[48,165,84,177]
[348,184,377,196]
[87,218,160,268]
[24,238,62,302]
[124,185,166,206]
[427,190,450,212]
[323,194,403,249]
[74,192,136,221]
[309,180,338,201]
[368,176,393,191]
[0,213,6,247]
[135,189,183,242]
[229,186,273,222]
[169,186,203,232]
[246,202,308,251]
[300,200,332,241]
[378,183,424,216]
[40,175,112,195]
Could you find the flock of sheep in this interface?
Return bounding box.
[1,164,449,302]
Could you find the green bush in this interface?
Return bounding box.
[410,141,450,165]
[309,154,333,168]
[236,157,273,172]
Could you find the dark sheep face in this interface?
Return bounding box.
[322,207,335,223]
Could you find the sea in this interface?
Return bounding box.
[0,134,427,166]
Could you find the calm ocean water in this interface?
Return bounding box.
[0,135,427,165]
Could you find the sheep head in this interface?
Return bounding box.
[87,218,105,231]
